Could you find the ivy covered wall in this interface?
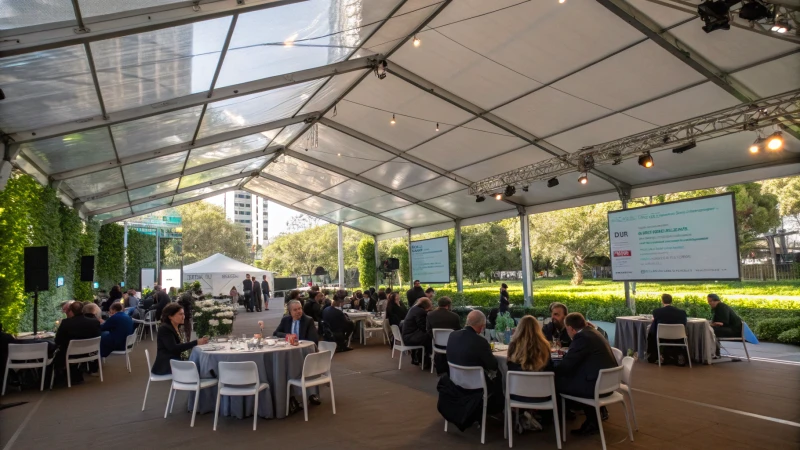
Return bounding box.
[97,223,125,291]
[126,230,157,290]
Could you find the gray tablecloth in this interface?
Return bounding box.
[188,342,318,419]
[614,317,714,364]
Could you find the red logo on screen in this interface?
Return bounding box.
[614,250,631,257]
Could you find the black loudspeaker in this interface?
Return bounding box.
[80,255,95,282]
[387,258,400,270]
[24,246,49,292]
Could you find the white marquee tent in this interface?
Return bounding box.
[183,253,274,297]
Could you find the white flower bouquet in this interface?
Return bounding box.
[194,299,236,337]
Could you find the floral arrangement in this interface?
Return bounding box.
[494,312,516,345]
[193,299,236,337]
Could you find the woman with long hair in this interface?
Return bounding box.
[385,292,407,327]
[151,303,208,375]
[507,315,552,373]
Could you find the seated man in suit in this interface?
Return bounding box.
[446,310,504,414]
[646,294,688,365]
[708,293,743,338]
[426,297,461,374]
[54,301,102,385]
[542,302,571,348]
[555,313,618,436]
[100,302,134,357]
[274,300,319,344]
[303,291,324,323]
[321,296,354,352]
[402,298,433,370]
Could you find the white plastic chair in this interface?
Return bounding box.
[286,350,335,422]
[137,310,158,342]
[318,341,337,360]
[561,366,634,450]
[504,371,561,448]
[611,347,623,365]
[446,363,488,444]
[717,322,751,361]
[430,329,453,374]
[2,343,56,395]
[165,360,218,427]
[65,337,103,388]
[142,349,172,411]
[214,361,269,431]
[364,318,386,345]
[106,334,136,372]
[656,324,692,368]
[390,324,425,370]
[618,356,639,431]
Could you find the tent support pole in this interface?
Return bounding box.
[337,224,345,289]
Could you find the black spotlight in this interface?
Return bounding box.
[739,1,773,21]
[547,177,559,188]
[698,0,737,33]
[638,152,654,168]
[475,195,485,203]
[672,141,696,154]
[504,185,516,197]
[0,88,4,100]
[374,60,388,79]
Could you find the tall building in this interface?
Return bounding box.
[222,191,269,251]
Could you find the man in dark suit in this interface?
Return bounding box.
[708,293,743,338]
[405,280,425,309]
[402,298,433,369]
[55,301,102,385]
[261,275,271,311]
[150,286,171,321]
[303,291,324,323]
[242,274,254,312]
[542,302,571,348]
[274,300,319,344]
[446,310,504,414]
[555,313,618,436]
[426,297,461,374]
[100,302,134,357]
[647,294,688,365]
[321,297,354,352]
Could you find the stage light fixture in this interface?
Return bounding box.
[771,16,790,33]
[766,131,783,150]
[672,141,696,154]
[638,152,654,168]
[390,114,396,125]
[698,0,737,33]
[739,1,773,21]
[578,173,588,185]
[413,35,421,47]
[495,193,503,201]
[374,60,387,79]
[475,195,485,203]
[749,142,760,154]
[547,177,559,188]
[504,185,516,197]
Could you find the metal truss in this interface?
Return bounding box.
[469,88,800,195]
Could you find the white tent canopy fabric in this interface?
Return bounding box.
[183,253,274,298]
[1,0,799,240]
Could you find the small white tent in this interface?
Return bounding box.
[183,253,274,297]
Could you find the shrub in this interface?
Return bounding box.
[777,328,800,344]
[755,318,800,341]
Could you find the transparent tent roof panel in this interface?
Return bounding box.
[298,70,368,116]
[173,179,241,202]
[380,204,450,227]
[352,0,443,57]
[345,215,403,234]
[294,196,344,215]
[352,193,410,213]
[123,151,188,183]
[128,179,180,201]
[289,123,394,173]
[321,179,385,204]
[454,145,552,182]
[325,207,367,223]
[179,156,268,189]
[400,177,464,201]
[424,190,513,217]
[361,158,439,191]
[64,167,124,197]
[85,192,129,212]
[19,127,116,175]
[0,0,75,30]
[265,155,349,192]
[271,122,309,147]
[111,105,204,158]
[245,177,312,205]
[96,207,133,223]
[185,130,280,169]
[78,0,187,18]
[132,197,173,213]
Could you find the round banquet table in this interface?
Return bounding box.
[188,340,318,419]
[345,311,372,345]
[614,316,715,364]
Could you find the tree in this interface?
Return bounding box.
[461,223,514,284]
[762,176,800,228]
[162,202,249,266]
[529,202,617,285]
[726,183,781,254]
[286,214,323,233]
[357,237,376,289]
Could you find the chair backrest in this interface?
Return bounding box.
[218,361,259,386]
[620,356,634,386]
[611,347,623,365]
[318,341,337,358]
[302,351,332,379]
[595,366,623,397]
[448,363,486,391]
[390,325,404,346]
[170,360,200,384]
[432,328,453,347]
[66,336,101,356]
[8,343,48,363]
[507,371,555,399]
[144,309,155,322]
[377,300,387,314]
[125,333,137,350]
[658,323,687,340]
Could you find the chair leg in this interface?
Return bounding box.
[302,385,309,422]
[67,362,72,388]
[191,389,200,427]
[252,392,259,431]
[561,398,567,443]
[627,390,639,431]
[742,340,750,361]
[50,364,56,390]
[430,353,434,374]
[552,403,562,449]
[657,344,662,367]
[506,404,512,448]
[164,387,174,418]
[398,351,403,370]
[98,357,104,382]
[213,390,221,431]
[170,388,177,414]
[621,398,635,442]
[285,383,292,416]
[596,407,607,450]
[40,363,46,391]
[142,378,151,411]
[329,380,336,415]
[685,339,692,369]
[2,368,8,396]
[391,345,395,359]
[480,398,487,444]
[126,353,131,373]
[420,349,425,371]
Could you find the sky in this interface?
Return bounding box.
[204,193,307,240]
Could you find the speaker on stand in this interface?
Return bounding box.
[24,246,49,335]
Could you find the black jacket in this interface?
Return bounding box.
[402,305,428,341]
[555,328,617,398]
[367,297,378,312]
[55,314,102,355]
[260,280,270,294]
[273,315,319,343]
[499,292,509,314]
[446,327,498,373]
[152,323,198,375]
[542,322,572,348]
[321,307,351,334]
[712,302,743,332]
[406,286,426,308]
[386,302,407,327]
[649,305,688,337]
[242,279,254,293]
[426,308,461,336]
[303,300,322,323]
[152,291,171,321]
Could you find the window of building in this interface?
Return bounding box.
[245,227,251,231]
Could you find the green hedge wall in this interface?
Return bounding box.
[126,230,157,290]
[73,220,100,301]
[97,223,125,290]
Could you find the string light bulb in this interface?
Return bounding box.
[749,144,759,154]
[390,113,396,125]
[413,35,421,47]
[579,173,588,185]
[766,131,783,150]
[436,122,439,132]
[559,0,566,3]
[495,193,503,201]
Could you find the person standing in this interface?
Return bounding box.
[252,283,263,313]
[499,283,510,314]
[261,275,271,311]
[405,280,425,309]
[242,274,254,313]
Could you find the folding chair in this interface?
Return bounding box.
[717,322,751,361]
[318,341,337,360]
[618,356,639,431]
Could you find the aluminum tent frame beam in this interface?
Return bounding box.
[0,0,309,57]
[102,184,241,223]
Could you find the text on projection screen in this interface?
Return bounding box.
[411,237,450,284]
[608,194,740,281]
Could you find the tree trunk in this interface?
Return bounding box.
[571,256,584,285]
